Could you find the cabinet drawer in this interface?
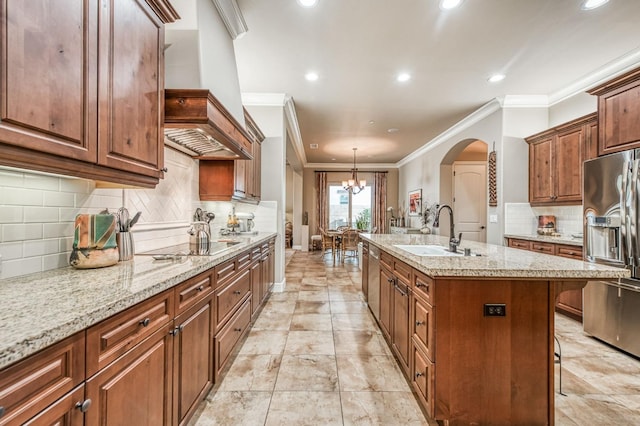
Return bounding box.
[214,297,251,380]
[556,244,583,260]
[413,271,434,305]
[380,251,394,270]
[413,297,435,362]
[214,258,237,288]
[0,332,84,426]
[86,290,174,376]
[412,345,434,418]
[508,238,531,250]
[23,385,84,426]
[531,242,554,254]
[237,250,251,271]
[250,246,262,260]
[215,268,251,331]
[393,259,412,284]
[175,272,213,315]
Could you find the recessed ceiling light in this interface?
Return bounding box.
[310,143,319,149]
[368,120,375,125]
[297,0,318,7]
[440,0,463,10]
[581,0,609,10]
[387,128,399,133]
[396,73,411,83]
[488,74,505,83]
[305,72,319,81]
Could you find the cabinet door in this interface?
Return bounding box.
[554,127,583,203]
[598,80,640,155]
[391,283,410,375]
[250,260,262,318]
[252,141,262,199]
[174,297,214,424]
[85,324,174,426]
[413,296,435,362]
[234,159,247,198]
[585,119,599,161]
[0,0,97,161]
[361,244,369,299]
[97,0,164,178]
[379,267,393,340]
[529,138,554,204]
[22,385,85,426]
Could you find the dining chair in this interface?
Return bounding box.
[341,229,359,262]
[319,228,336,260]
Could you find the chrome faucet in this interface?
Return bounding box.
[433,204,462,253]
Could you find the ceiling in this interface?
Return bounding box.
[233,0,640,166]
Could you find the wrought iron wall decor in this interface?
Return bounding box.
[488,143,497,207]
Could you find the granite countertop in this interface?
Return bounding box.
[360,233,626,280]
[0,232,276,371]
[504,233,583,247]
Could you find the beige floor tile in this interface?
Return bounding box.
[337,354,409,391]
[290,313,334,331]
[217,355,282,391]
[555,393,640,425]
[332,313,379,331]
[267,291,299,302]
[275,354,339,391]
[238,330,289,355]
[192,391,271,426]
[303,271,327,278]
[294,300,331,314]
[251,310,293,331]
[334,330,390,356]
[301,276,328,286]
[261,300,297,315]
[341,391,430,426]
[265,391,342,426]
[330,300,369,314]
[298,290,329,302]
[282,281,302,292]
[284,330,335,355]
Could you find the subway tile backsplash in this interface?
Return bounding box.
[504,203,583,236]
[0,148,277,280]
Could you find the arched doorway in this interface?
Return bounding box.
[439,139,488,242]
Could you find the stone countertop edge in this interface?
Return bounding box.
[503,233,583,247]
[0,232,277,371]
[359,233,627,280]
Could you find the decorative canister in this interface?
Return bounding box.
[537,215,556,235]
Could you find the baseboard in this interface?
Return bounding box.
[292,245,302,250]
[272,278,286,292]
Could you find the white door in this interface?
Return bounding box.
[453,162,487,242]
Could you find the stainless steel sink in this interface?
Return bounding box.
[393,244,462,256]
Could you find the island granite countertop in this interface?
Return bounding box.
[360,233,625,279]
[0,232,276,371]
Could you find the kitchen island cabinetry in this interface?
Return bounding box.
[526,113,597,205]
[589,66,640,155]
[0,0,178,188]
[507,237,584,321]
[360,233,625,425]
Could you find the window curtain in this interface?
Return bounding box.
[315,171,328,233]
[372,172,387,233]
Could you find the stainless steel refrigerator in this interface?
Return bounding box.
[583,150,640,358]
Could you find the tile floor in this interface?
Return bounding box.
[190,250,640,425]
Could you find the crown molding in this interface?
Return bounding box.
[211,0,247,40]
[396,98,502,167]
[305,162,399,170]
[284,96,308,166]
[501,95,549,108]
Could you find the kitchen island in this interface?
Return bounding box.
[359,233,628,426]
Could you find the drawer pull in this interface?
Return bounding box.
[233,290,242,295]
[416,321,425,326]
[197,285,204,291]
[0,406,4,419]
[75,399,92,413]
[139,318,150,327]
[169,325,184,336]
[234,327,242,332]
[416,283,429,290]
[415,372,424,378]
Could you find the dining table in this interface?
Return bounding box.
[325,229,344,264]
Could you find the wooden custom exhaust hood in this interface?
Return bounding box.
[164,89,253,160]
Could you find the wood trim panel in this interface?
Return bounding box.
[22,385,85,426]
[214,297,251,382]
[174,272,213,315]
[215,269,251,332]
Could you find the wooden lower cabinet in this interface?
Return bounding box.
[173,297,214,425]
[214,298,252,381]
[391,279,410,375]
[23,385,85,426]
[507,237,584,321]
[379,266,394,340]
[85,323,174,426]
[411,345,434,417]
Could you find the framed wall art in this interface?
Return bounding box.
[408,189,422,216]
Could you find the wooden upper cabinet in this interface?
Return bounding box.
[0,0,97,162]
[526,113,596,206]
[0,0,178,187]
[97,0,165,178]
[589,67,640,155]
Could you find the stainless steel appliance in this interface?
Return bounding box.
[583,150,640,357]
[368,245,381,321]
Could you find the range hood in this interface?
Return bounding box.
[164,89,253,160]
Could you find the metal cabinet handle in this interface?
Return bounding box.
[197,285,204,291]
[139,318,150,327]
[416,321,425,326]
[416,283,429,290]
[415,372,424,378]
[233,290,241,295]
[75,399,92,413]
[234,327,242,332]
[387,277,394,283]
[161,167,168,173]
[0,406,4,419]
[169,325,184,336]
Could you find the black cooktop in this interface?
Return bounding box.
[138,241,240,258]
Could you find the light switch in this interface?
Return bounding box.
[489,214,498,223]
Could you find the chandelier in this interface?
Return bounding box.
[342,147,366,194]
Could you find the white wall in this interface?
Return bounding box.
[549,92,597,127]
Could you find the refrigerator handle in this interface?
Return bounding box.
[630,159,640,268]
[621,159,631,266]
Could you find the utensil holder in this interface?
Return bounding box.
[116,232,134,261]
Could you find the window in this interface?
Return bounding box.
[328,184,372,229]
